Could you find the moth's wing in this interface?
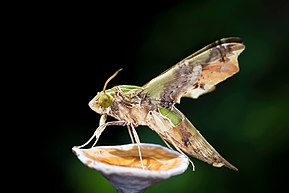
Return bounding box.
[150,107,237,170]
[183,42,243,99]
[141,37,245,103]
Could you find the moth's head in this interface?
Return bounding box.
[89,91,113,114]
[88,68,122,115]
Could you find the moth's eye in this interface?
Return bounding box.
[98,93,112,108]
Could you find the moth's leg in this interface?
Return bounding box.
[77,120,126,148]
[91,120,126,147]
[130,124,145,170]
[127,125,135,144]
[99,114,107,126]
[164,131,195,171]
[77,114,107,148]
[160,136,173,150]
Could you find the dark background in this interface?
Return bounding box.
[14,0,289,192]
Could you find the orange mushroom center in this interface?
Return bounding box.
[84,145,183,171]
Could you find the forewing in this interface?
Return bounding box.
[141,37,245,103]
[169,112,237,170]
[149,107,237,170]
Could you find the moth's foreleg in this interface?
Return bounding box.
[77,119,126,148]
[99,114,107,126]
[91,120,127,147]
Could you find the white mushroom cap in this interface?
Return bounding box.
[72,143,189,193]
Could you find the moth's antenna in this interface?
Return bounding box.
[103,68,123,92]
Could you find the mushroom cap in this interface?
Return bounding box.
[72,143,189,193]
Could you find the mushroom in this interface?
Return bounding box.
[72,143,189,193]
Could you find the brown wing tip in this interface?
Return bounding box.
[224,162,238,171]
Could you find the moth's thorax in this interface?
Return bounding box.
[88,87,152,126]
[109,91,151,126]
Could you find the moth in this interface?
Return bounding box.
[78,37,245,171]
